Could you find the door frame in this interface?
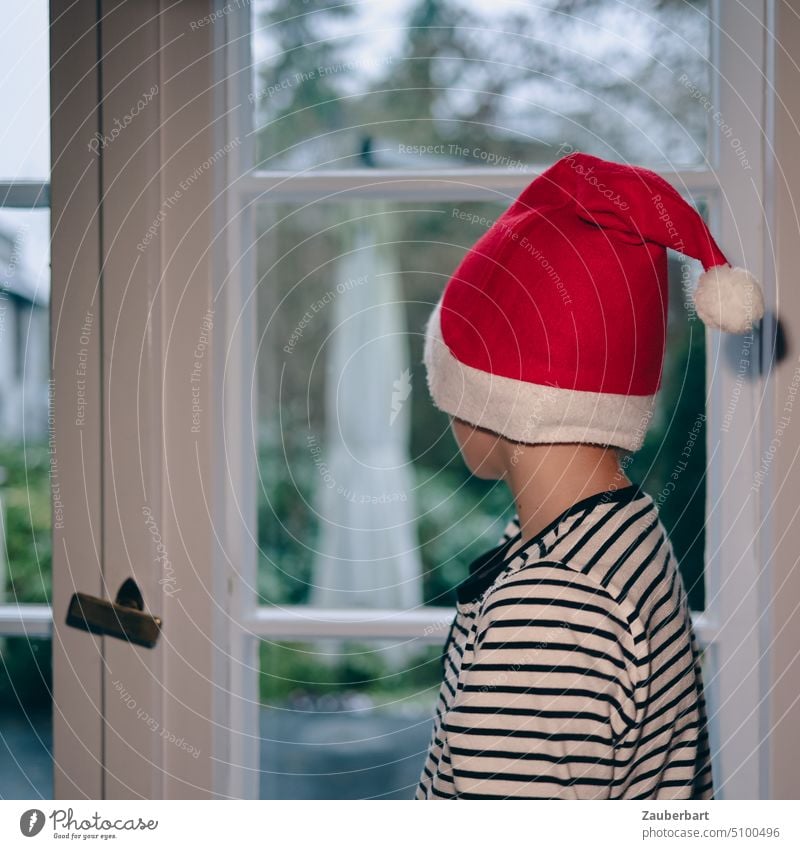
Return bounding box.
[35,0,790,800]
[223,0,776,800]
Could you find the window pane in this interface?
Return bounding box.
[253,198,707,610]
[255,200,513,611]
[0,0,53,802]
[259,639,440,799]
[0,208,52,605]
[626,249,707,610]
[0,1,50,181]
[250,0,711,171]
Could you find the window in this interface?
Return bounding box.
[232,0,721,799]
[0,0,53,800]
[0,0,770,804]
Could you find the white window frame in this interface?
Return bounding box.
[0,0,774,801]
[219,0,773,800]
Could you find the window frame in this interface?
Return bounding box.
[221,0,772,800]
[0,0,772,802]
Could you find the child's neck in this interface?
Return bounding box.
[502,443,632,545]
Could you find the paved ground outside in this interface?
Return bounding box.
[259,704,433,799]
[0,711,52,799]
[0,705,433,800]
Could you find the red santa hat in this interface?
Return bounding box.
[423,151,765,452]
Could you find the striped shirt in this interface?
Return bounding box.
[416,482,713,800]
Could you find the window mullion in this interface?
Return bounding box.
[238,168,722,204]
[0,181,50,208]
[247,606,455,643]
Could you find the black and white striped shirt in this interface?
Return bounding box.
[416,483,713,800]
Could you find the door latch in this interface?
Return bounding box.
[66,577,162,648]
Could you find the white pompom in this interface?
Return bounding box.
[692,264,765,333]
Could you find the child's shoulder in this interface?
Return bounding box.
[498,556,621,599]
[486,556,631,620]
[478,555,640,651]
[474,556,641,678]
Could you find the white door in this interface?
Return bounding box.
[48,0,230,798]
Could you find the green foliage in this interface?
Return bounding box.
[0,441,52,605]
[626,261,707,609]
[257,433,319,605]
[259,640,441,705]
[413,461,513,607]
[0,441,53,713]
[253,0,358,167]
[256,418,514,608]
[0,637,51,713]
[254,0,710,168]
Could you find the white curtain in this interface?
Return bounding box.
[310,209,423,621]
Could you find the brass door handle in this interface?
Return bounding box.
[66,577,162,648]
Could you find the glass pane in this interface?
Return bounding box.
[0,1,50,181]
[259,639,440,799]
[0,0,53,802]
[0,637,52,799]
[0,208,52,605]
[253,198,708,610]
[626,249,707,610]
[255,200,513,612]
[250,0,711,171]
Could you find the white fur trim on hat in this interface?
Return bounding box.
[423,302,657,453]
[692,264,765,333]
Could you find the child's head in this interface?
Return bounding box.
[450,417,506,479]
[422,152,764,463]
[450,415,627,482]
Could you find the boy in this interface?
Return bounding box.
[416,151,764,800]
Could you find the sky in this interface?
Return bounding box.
[0,0,51,299]
[0,0,49,181]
